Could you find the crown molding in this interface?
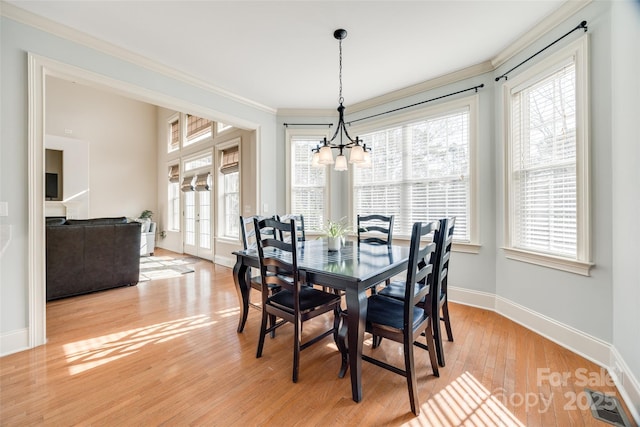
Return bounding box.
[348,61,493,114]
[277,108,335,118]
[0,1,277,115]
[491,0,592,69]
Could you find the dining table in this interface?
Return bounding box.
[232,238,411,403]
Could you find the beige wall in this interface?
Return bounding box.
[45,77,158,219]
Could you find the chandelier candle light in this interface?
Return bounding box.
[311,29,371,171]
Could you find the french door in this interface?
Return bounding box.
[183,185,213,259]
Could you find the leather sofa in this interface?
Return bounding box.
[46,217,141,300]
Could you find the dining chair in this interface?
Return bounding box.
[254,216,342,383]
[377,217,455,367]
[276,214,306,242]
[240,215,281,334]
[336,221,440,416]
[357,214,394,246]
[357,214,394,294]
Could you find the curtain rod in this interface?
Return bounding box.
[283,83,484,129]
[495,20,587,82]
[283,123,333,127]
[347,84,484,125]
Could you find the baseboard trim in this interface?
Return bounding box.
[214,255,235,269]
[0,328,30,357]
[610,347,640,423]
[449,286,610,366]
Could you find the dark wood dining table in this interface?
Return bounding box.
[232,239,411,403]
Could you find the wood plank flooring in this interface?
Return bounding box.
[1,249,635,426]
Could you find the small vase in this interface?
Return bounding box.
[328,236,342,252]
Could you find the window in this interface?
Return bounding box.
[287,132,328,232]
[168,164,180,231]
[184,153,212,172]
[352,96,477,244]
[185,114,212,146]
[216,122,233,134]
[503,35,590,275]
[219,144,240,239]
[168,116,179,153]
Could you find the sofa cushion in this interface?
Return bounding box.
[65,217,128,226]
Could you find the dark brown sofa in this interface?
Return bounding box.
[46,217,141,300]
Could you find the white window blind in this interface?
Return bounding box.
[353,108,471,241]
[510,61,577,258]
[290,135,327,232]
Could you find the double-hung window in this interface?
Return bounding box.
[168,164,180,231]
[287,131,328,232]
[218,142,240,239]
[352,96,478,246]
[503,35,591,275]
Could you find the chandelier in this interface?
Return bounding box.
[311,29,371,171]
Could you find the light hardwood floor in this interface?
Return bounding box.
[1,249,634,426]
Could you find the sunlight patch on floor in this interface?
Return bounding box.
[63,315,216,375]
[404,372,524,427]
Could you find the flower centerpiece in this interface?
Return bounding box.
[318,217,353,251]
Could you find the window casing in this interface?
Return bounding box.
[503,35,591,275]
[287,131,329,233]
[352,96,478,245]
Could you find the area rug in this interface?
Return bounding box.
[138,255,198,282]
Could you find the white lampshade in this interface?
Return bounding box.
[311,151,321,167]
[360,150,372,168]
[334,154,348,171]
[349,144,365,163]
[318,146,334,164]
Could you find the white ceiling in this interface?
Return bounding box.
[7,0,568,110]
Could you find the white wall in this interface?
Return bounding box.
[46,77,157,219]
[611,0,640,416]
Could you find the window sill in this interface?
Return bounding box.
[502,247,594,276]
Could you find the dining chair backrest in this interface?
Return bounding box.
[276,214,305,242]
[241,215,278,250]
[254,217,299,296]
[404,221,439,319]
[357,214,394,246]
[434,217,455,300]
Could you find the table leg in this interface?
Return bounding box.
[233,259,250,333]
[345,286,368,402]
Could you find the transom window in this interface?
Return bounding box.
[185,115,212,146]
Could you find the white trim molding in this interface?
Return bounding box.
[0,328,30,357]
[610,347,640,423]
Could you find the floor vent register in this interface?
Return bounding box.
[585,388,632,427]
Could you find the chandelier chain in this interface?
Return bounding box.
[338,38,343,104]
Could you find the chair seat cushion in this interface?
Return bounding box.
[378,280,429,300]
[268,286,340,313]
[366,295,428,331]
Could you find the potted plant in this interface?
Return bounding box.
[138,210,153,233]
[318,217,353,251]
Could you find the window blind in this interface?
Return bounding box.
[510,61,577,258]
[186,115,212,144]
[220,147,239,174]
[169,119,179,151]
[353,109,470,241]
[290,136,326,231]
[181,176,195,192]
[168,164,180,183]
[194,173,211,191]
